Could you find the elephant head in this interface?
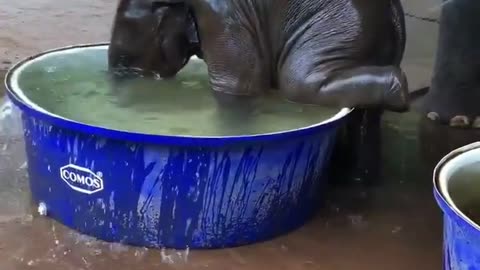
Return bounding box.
[108,0,201,78]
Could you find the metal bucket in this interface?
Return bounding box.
[4,43,352,249]
[434,142,480,269]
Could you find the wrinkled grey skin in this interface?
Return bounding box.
[422,0,480,128]
[109,0,409,112]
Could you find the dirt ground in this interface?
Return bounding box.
[0,0,113,70]
[0,1,450,269]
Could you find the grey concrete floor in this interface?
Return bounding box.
[0,1,467,269]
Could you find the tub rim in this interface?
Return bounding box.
[434,141,480,230]
[4,42,353,147]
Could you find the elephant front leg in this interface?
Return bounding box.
[279,63,407,184]
[198,23,270,131]
[280,65,409,112]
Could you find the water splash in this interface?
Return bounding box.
[160,247,190,264]
[37,202,48,216]
[0,97,23,137]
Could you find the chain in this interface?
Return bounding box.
[405,12,440,24]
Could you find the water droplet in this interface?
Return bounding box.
[347,215,368,229]
[46,66,57,73]
[392,226,402,234]
[38,202,48,216]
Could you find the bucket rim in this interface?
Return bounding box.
[433,141,480,230]
[4,42,353,147]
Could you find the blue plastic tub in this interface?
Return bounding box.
[4,43,352,249]
[434,142,480,269]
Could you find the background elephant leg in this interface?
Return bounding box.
[280,65,409,113]
[329,108,383,186]
[421,0,480,128]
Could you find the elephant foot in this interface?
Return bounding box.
[424,110,480,129]
[421,81,480,128]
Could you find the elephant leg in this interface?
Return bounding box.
[279,54,399,184]
[279,64,409,113]
[197,23,269,97]
[279,62,390,184]
[421,0,480,128]
[197,22,270,130]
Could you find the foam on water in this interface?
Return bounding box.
[12,46,340,136]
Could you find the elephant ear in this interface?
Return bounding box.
[151,0,202,57]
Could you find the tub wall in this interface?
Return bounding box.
[22,114,339,248]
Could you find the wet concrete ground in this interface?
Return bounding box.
[0,0,478,269]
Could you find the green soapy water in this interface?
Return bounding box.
[448,161,480,225]
[16,47,339,136]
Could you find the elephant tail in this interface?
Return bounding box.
[390,0,407,66]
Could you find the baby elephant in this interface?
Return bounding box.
[109,0,410,112]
